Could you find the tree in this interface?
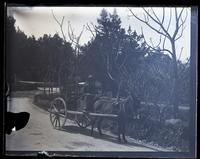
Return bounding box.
[128,7,188,118]
[6,17,28,83]
[37,33,74,93]
[176,58,190,105]
[6,16,74,92]
[141,51,173,103]
[52,10,85,94]
[6,16,17,84]
[83,9,146,97]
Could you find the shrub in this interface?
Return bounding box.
[33,93,60,111]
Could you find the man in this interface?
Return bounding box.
[84,75,97,112]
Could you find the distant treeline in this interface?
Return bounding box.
[6,9,190,104]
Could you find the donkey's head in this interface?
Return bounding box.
[121,92,141,120]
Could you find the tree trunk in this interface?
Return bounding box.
[171,42,179,118]
[173,63,179,118]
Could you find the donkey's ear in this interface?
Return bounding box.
[5,112,30,134]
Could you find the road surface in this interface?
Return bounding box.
[6,91,163,153]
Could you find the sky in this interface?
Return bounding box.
[7,7,191,62]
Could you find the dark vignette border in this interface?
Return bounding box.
[2,1,198,158]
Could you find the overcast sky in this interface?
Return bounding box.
[7,7,191,62]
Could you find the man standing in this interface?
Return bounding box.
[85,75,97,112]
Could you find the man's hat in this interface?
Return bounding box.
[88,74,93,79]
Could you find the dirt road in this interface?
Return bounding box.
[6,91,160,153]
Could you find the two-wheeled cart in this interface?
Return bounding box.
[49,82,118,130]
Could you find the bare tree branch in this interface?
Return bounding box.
[141,27,173,56]
[106,54,115,81]
[161,8,165,24]
[142,8,172,39]
[119,53,130,70]
[143,13,148,22]
[77,25,85,43]
[173,8,188,40]
[173,9,180,39]
[86,23,95,38]
[128,8,167,37]
[68,21,75,44]
[175,10,188,41]
[151,8,161,23]
[177,8,185,22]
[52,10,67,43]
[90,22,102,35]
[67,21,84,53]
[52,10,61,26]
[162,8,172,51]
[178,47,184,61]
[175,25,186,41]
[129,7,187,61]
[75,25,85,55]
[150,35,161,48]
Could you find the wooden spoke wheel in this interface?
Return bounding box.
[49,97,67,129]
[75,113,91,128]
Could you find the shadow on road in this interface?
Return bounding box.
[58,125,148,149]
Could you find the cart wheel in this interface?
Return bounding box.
[49,97,67,129]
[76,113,91,128]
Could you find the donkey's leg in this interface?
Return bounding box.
[122,120,128,143]
[122,132,127,143]
[118,131,121,143]
[118,120,122,143]
[97,118,103,136]
[91,118,96,136]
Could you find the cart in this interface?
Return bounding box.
[49,81,118,130]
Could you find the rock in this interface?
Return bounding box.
[165,118,182,127]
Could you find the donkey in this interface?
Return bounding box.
[90,94,135,143]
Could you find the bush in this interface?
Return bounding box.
[12,82,38,91]
[33,93,60,111]
[126,103,189,151]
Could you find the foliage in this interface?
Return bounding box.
[80,9,146,96]
[6,13,190,104]
[6,16,74,91]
